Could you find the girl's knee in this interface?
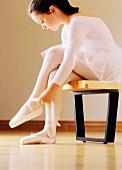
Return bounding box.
[44,47,64,61]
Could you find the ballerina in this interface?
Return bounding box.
[9,0,122,144]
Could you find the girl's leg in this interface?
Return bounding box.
[43,62,99,137]
[29,46,64,99]
[20,62,99,144]
[20,69,82,144]
[9,46,65,128]
[73,62,98,80]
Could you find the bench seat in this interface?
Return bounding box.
[63,80,122,91]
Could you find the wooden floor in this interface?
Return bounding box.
[0,131,122,170]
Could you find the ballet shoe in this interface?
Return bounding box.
[20,129,56,145]
[9,98,43,128]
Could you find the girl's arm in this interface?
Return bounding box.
[51,20,89,86]
[38,20,89,103]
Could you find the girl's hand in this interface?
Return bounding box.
[38,88,52,104]
[38,83,60,104]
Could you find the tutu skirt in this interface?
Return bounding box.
[41,42,122,91]
[77,45,122,81]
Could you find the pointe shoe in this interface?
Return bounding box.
[20,129,56,145]
[9,98,43,128]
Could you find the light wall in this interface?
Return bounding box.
[0,0,122,121]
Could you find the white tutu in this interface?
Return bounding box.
[76,42,122,82]
[42,44,122,83]
[40,43,122,91]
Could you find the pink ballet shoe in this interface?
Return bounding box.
[20,129,56,145]
[9,98,43,128]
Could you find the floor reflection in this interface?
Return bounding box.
[8,143,85,170]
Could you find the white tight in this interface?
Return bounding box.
[29,46,98,136]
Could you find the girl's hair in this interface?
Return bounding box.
[29,0,79,15]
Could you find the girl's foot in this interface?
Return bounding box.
[20,129,56,145]
[9,98,43,128]
[20,120,60,145]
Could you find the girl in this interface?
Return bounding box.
[9,0,122,144]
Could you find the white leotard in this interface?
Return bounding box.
[42,16,122,86]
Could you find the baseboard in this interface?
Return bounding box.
[0,120,122,132]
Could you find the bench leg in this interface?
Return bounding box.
[73,94,85,142]
[104,91,119,144]
[73,90,119,144]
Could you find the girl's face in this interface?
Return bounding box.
[30,10,61,31]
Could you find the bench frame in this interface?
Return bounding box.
[73,89,119,144]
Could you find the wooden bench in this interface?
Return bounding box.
[63,80,121,144]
